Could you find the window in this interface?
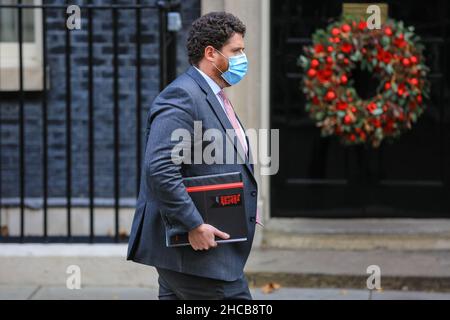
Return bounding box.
[0,0,44,91]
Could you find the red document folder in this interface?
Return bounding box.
[166,172,248,247]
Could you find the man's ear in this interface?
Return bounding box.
[204,46,216,62]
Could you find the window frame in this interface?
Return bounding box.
[0,0,45,91]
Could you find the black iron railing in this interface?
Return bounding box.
[0,0,181,243]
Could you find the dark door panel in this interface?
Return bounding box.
[270,0,450,217]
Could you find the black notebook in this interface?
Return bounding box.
[166,172,248,247]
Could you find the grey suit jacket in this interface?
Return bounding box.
[126,66,258,282]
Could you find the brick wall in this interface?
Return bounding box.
[0,0,200,205]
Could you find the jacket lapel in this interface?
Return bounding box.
[186,66,256,182]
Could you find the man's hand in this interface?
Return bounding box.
[188,224,230,251]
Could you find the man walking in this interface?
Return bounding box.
[127,12,259,300]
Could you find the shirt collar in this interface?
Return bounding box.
[194,66,222,96]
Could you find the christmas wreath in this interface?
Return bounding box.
[299,17,430,147]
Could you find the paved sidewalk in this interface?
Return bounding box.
[245,248,450,291]
[1,285,450,300]
[2,244,450,292]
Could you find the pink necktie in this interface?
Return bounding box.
[218,90,262,226]
[218,90,248,158]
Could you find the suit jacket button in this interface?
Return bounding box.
[249,217,255,222]
[251,191,257,197]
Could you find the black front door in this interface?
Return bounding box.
[270,0,450,217]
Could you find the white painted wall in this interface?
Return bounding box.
[201,0,271,246]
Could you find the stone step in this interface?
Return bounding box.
[263,231,450,250]
[262,218,450,250]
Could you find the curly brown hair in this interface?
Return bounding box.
[186,12,246,66]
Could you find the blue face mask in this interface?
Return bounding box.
[213,49,248,86]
